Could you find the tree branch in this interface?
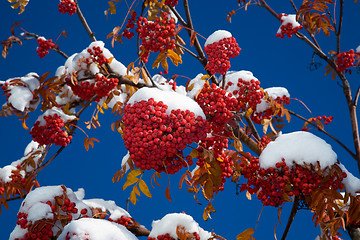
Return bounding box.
[288,109,356,160]
[337,0,344,53]
[256,0,360,174]
[281,196,299,240]
[182,0,218,85]
[74,0,97,42]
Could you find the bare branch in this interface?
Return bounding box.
[281,196,299,240]
[354,86,360,107]
[288,110,356,160]
[74,0,97,42]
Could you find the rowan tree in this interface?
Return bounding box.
[1,0,360,240]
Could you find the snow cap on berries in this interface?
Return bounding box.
[356,45,360,53]
[34,107,76,127]
[58,218,138,240]
[204,30,232,47]
[148,213,212,240]
[259,131,337,170]
[127,87,205,118]
[2,72,40,112]
[186,74,207,99]
[256,87,290,113]
[338,163,360,196]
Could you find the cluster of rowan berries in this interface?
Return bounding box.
[65,232,90,240]
[36,38,55,58]
[30,114,73,147]
[251,95,290,124]
[204,37,241,75]
[58,0,77,15]
[276,14,303,38]
[108,216,132,227]
[240,156,346,207]
[336,49,356,73]
[122,11,137,39]
[14,213,54,240]
[195,83,240,190]
[69,74,119,102]
[165,0,178,7]
[311,115,334,125]
[85,46,110,66]
[225,78,264,112]
[123,98,209,174]
[148,232,200,240]
[136,12,177,62]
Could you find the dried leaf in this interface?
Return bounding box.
[236,228,255,240]
[139,179,152,198]
[165,185,172,201]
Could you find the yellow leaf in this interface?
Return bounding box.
[133,185,140,196]
[108,1,116,14]
[161,57,169,70]
[152,52,167,69]
[130,189,137,204]
[236,228,255,240]
[127,169,143,180]
[139,179,152,198]
[167,49,182,66]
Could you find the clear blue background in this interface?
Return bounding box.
[1,1,360,239]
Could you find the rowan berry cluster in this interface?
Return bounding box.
[108,216,132,227]
[196,83,240,134]
[336,49,356,73]
[276,14,303,39]
[69,74,119,102]
[310,115,334,125]
[30,114,73,147]
[36,38,55,58]
[123,98,209,174]
[65,232,90,240]
[136,12,177,62]
[240,156,346,207]
[251,95,290,124]
[165,0,178,7]
[148,232,200,240]
[123,11,137,39]
[58,0,77,15]
[86,46,110,66]
[14,212,55,240]
[195,83,240,190]
[204,37,241,75]
[224,78,264,112]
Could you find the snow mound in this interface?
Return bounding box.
[58,218,138,240]
[205,30,232,46]
[127,87,205,118]
[256,87,290,113]
[149,213,212,240]
[338,163,360,196]
[259,131,337,169]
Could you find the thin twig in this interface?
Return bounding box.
[354,87,360,107]
[288,110,356,159]
[245,116,260,141]
[182,0,218,85]
[176,43,202,61]
[281,196,299,240]
[337,0,344,53]
[74,0,97,42]
[141,61,155,86]
[289,0,298,12]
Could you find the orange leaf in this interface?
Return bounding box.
[236,228,255,240]
[165,185,172,201]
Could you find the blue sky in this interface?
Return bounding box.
[1,1,360,239]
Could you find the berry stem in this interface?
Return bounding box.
[280,196,299,240]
